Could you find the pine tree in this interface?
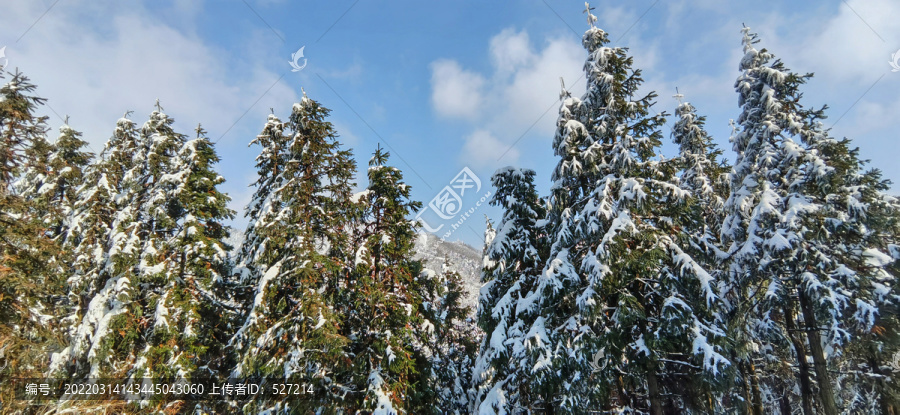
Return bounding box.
[49,105,236,413]
[471,167,548,413]
[671,96,729,254]
[121,105,192,386]
[0,70,61,411]
[69,106,190,386]
[669,97,735,411]
[130,123,235,407]
[15,123,94,360]
[719,27,899,415]
[230,92,356,413]
[162,125,236,380]
[521,16,729,413]
[420,263,479,414]
[340,145,427,413]
[16,122,92,238]
[49,114,141,380]
[14,130,54,206]
[47,123,93,236]
[823,137,900,414]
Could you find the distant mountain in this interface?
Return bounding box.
[226,228,483,314]
[225,227,245,253]
[413,232,483,315]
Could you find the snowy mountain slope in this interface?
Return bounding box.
[412,232,483,314]
[227,229,483,313]
[225,227,245,253]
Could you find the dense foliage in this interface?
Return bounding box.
[0,9,897,414]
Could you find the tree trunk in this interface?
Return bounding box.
[617,374,632,410]
[647,367,663,415]
[777,382,792,415]
[798,290,839,415]
[868,352,895,415]
[784,301,815,415]
[740,360,753,415]
[747,360,764,415]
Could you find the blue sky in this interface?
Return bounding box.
[2,0,898,247]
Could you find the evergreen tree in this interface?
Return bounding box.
[520,17,729,413]
[47,123,93,237]
[121,105,192,386]
[340,145,427,412]
[671,97,729,253]
[230,92,356,413]
[162,125,236,380]
[471,167,548,413]
[669,98,736,411]
[420,263,479,414]
[14,130,54,206]
[68,106,189,386]
[49,114,141,380]
[50,106,236,413]
[130,123,235,400]
[16,123,93,359]
[826,142,900,414]
[719,27,899,415]
[16,122,92,238]
[0,70,61,411]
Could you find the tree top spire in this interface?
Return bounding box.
[583,2,597,28]
[559,77,571,100]
[195,123,206,138]
[673,87,684,105]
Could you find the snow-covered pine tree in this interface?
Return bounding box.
[419,262,479,415]
[520,17,729,413]
[669,97,736,411]
[820,132,900,414]
[160,125,236,380]
[340,145,428,413]
[49,105,232,410]
[14,128,54,206]
[471,167,548,413]
[0,70,61,411]
[49,114,141,380]
[15,123,93,347]
[719,27,899,415]
[16,121,93,239]
[69,105,191,396]
[230,92,356,413]
[718,29,805,414]
[127,122,235,404]
[671,96,729,256]
[45,123,93,237]
[117,106,192,386]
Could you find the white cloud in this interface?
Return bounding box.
[726,0,900,86]
[427,1,899,186]
[323,61,363,80]
[497,37,583,136]
[429,59,486,120]
[595,6,636,40]
[1,1,298,150]
[489,29,533,75]
[0,0,301,231]
[712,0,900,184]
[462,129,518,168]
[795,0,899,82]
[430,28,583,169]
